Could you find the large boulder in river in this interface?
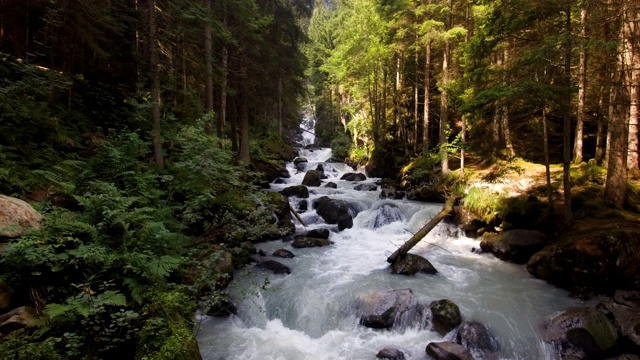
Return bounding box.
[0,195,43,238]
[358,289,413,329]
[313,196,356,228]
[340,172,366,182]
[597,291,640,348]
[254,260,291,274]
[426,342,473,360]
[430,299,462,335]
[544,306,618,359]
[480,229,548,264]
[280,185,309,198]
[272,249,295,258]
[292,237,331,248]
[305,228,330,239]
[324,182,338,189]
[302,170,323,187]
[337,214,353,231]
[354,183,377,191]
[362,203,405,229]
[456,320,500,359]
[527,221,640,295]
[390,254,437,276]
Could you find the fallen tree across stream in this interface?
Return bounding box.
[386,196,456,264]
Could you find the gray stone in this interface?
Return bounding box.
[390,254,437,276]
[425,341,473,360]
[272,249,295,258]
[480,229,548,264]
[254,260,291,274]
[359,289,413,329]
[430,299,462,335]
[292,237,331,248]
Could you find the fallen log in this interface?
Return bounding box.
[289,203,307,227]
[387,196,455,264]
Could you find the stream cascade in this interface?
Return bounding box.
[196,117,586,360]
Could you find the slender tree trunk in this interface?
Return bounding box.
[239,57,250,163]
[229,94,238,153]
[605,79,614,168]
[204,0,214,135]
[543,105,553,205]
[414,36,419,151]
[595,86,606,164]
[149,0,164,168]
[501,47,515,158]
[562,6,572,223]
[382,69,387,136]
[423,42,431,152]
[605,62,629,207]
[278,77,283,136]
[440,0,452,174]
[574,2,588,164]
[625,1,639,170]
[219,0,228,143]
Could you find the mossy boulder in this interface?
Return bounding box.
[340,172,367,182]
[280,185,309,198]
[456,320,500,358]
[597,291,640,348]
[544,306,618,359]
[527,221,640,295]
[390,254,437,276]
[480,229,548,264]
[0,195,43,238]
[430,299,462,335]
[302,170,323,187]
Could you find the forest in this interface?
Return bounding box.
[0,0,639,359]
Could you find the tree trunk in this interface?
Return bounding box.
[605,64,629,207]
[219,0,228,143]
[423,41,431,152]
[439,0,452,174]
[562,6,572,223]
[239,57,250,163]
[204,0,214,135]
[573,2,588,164]
[229,94,238,153]
[595,86,606,165]
[387,196,455,264]
[149,0,164,168]
[501,48,515,158]
[625,1,639,170]
[543,105,553,205]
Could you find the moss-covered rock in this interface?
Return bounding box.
[292,237,331,248]
[527,221,640,295]
[430,299,462,335]
[390,254,437,276]
[480,229,548,264]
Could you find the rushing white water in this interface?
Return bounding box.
[196,126,586,360]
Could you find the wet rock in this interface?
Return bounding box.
[406,184,445,203]
[316,164,327,179]
[354,184,377,191]
[324,182,338,188]
[292,237,331,248]
[314,196,357,226]
[390,254,437,276]
[0,195,43,238]
[430,299,462,335]
[480,229,548,264]
[453,205,490,238]
[258,249,267,256]
[272,249,295,258]
[0,281,12,309]
[305,228,330,239]
[363,203,405,229]
[293,157,308,166]
[280,185,309,199]
[337,214,353,231]
[241,241,257,255]
[544,306,617,359]
[255,260,291,274]
[302,170,323,187]
[274,177,287,184]
[359,289,413,329]
[340,173,367,182]
[252,159,290,183]
[426,341,473,360]
[376,347,406,360]
[597,294,640,347]
[456,320,500,358]
[190,246,234,293]
[206,293,237,317]
[0,306,42,335]
[298,199,308,212]
[527,221,640,295]
[379,188,405,200]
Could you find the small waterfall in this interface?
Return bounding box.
[196,119,584,360]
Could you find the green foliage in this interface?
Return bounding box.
[463,187,504,223]
[330,132,352,161]
[401,152,440,185]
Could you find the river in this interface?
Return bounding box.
[196,123,587,360]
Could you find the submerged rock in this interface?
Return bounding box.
[544,306,618,359]
[281,185,309,199]
[363,203,405,229]
[292,237,331,248]
[354,183,377,191]
[430,299,462,335]
[314,196,356,230]
[255,260,291,274]
[426,341,472,360]
[376,347,406,360]
[390,254,437,276]
[302,170,323,187]
[480,229,548,264]
[272,249,295,258]
[340,173,366,182]
[0,195,43,238]
[337,214,353,231]
[358,289,413,329]
[456,320,500,358]
[305,228,330,239]
[324,182,338,189]
[379,188,405,200]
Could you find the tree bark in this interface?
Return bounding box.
[387,196,455,264]
[204,0,214,135]
[239,56,250,163]
[543,104,553,205]
[562,6,572,223]
[595,86,606,165]
[573,2,588,164]
[440,22,451,174]
[625,0,639,170]
[149,0,164,168]
[423,41,431,152]
[605,65,629,207]
[219,0,228,143]
[414,35,419,151]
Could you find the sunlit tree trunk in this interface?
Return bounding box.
[423,41,431,152]
[414,35,419,151]
[573,2,588,164]
[595,86,607,164]
[562,5,572,222]
[624,0,639,171]
[439,0,452,174]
